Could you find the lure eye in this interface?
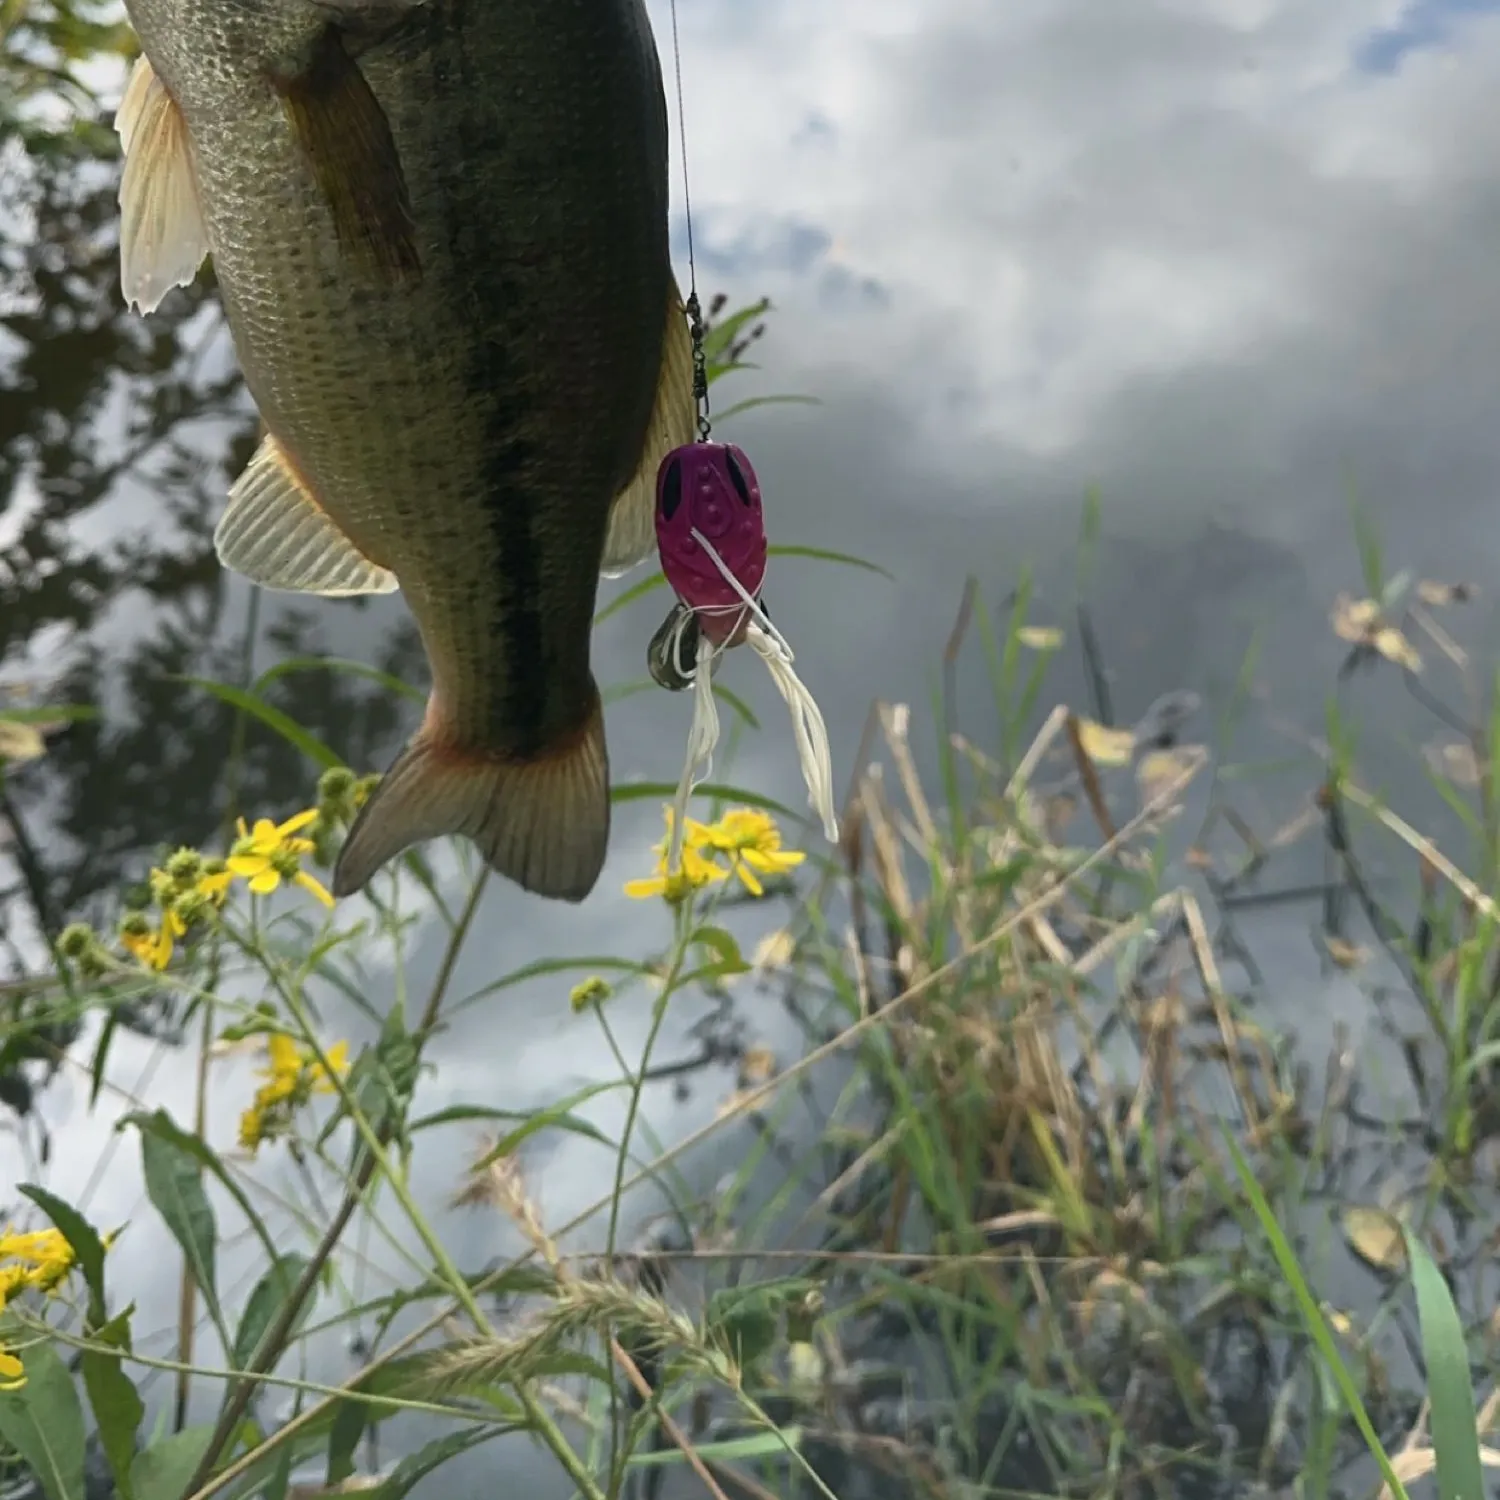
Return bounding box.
[724,449,753,506]
[660,456,684,522]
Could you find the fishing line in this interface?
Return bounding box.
[667,0,712,440]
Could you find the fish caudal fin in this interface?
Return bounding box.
[600,276,698,577]
[115,54,210,315]
[331,691,611,903]
[218,432,398,596]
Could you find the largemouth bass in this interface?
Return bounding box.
[115,0,695,901]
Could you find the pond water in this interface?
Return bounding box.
[5,1,1500,1495]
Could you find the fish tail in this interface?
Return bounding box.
[331,688,610,903]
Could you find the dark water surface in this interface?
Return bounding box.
[6,2,1500,1495]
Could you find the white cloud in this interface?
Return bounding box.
[651,0,1500,461]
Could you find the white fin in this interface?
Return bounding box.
[115,54,209,315]
[332,691,611,902]
[216,433,398,596]
[601,277,697,577]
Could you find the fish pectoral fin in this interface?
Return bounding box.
[278,27,421,284]
[331,692,611,903]
[114,55,210,316]
[600,275,698,578]
[216,433,399,597]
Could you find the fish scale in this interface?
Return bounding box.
[116,0,697,900]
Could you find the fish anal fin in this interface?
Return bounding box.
[114,54,210,315]
[277,27,421,284]
[216,433,398,596]
[601,276,697,578]
[331,691,611,902]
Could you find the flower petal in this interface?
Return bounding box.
[624,875,667,900]
[248,869,281,895]
[266,1034,300,1075]
[295,869,335,908]
[277,808,320,838]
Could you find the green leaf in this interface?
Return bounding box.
[705,1284,792,1371]
[326,1397,368,1486]
[88,1008,119,1110]
[174,676,340,770]
[627,1428,804,1467]
[466,1084,619,1167]
[1403,1227,1485,1500]
[765,542,893,581]
[367,1426,501,1499]
[0,1333,87,1500]
[136,1117,222,1335]
[121,1109,280,1269]
[595,567,670,627]
[714,393,820,422]
[693,926,750,976]
[130,1424,219,1500]
[252,656,425,704]
[231,1254,315,1372]
[450,956,649,1014]
[704,1278,817,1374]
[17,1184,108,1326]
[1220,1129,1410,1500]
[603,677,761,730]
[262,1445,293,1500]
[80,1312,144,1500]
[217,1418,332,1500]
[407,1083,618,1138]
[0,704,95,726]
[701,299,770,363]
[324,1004,414,1163]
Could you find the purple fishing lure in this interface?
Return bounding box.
[655,441,767,645]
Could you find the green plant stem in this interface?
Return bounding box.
[598,895,701,1493]
[604,899,695,1259]
[301,1018,606,1500]
[174,995,216,1432]
[188,771,1196,1500]
[180,870,488,1498]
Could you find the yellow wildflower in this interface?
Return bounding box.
[0,1344,22,1390]
[624,809,727,903]
[0,1223,80,1296]
[237,1031,351,1155]
[228,810,334,908]
[697,808,805,897]
[119,907,183,972]
[197,857,233,906]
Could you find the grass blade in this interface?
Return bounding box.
[1403,1226,1485,1500]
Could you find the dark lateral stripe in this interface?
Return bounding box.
[441,1,549,754]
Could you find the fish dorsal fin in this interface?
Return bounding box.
[600,277,697,578]
[115,54,210,315]
[217,433,399,597]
